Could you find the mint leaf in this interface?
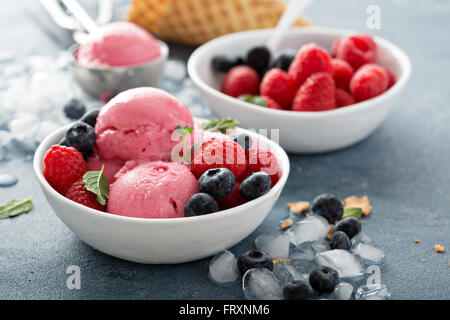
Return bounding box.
[238,94,267,108]
[174,125,194,138]
[201,118,239,134]
[252,96,267,107]
[238,94,254,103]
[343,207,362,219]
[83,165,109,206]
[0,196,33,219]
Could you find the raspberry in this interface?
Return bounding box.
[350,63,389,102]
[217,181,247,210]
[191,138,247,180]
[261,96,283,110]
[221,65,259,98]
[66,178,105,211]
[385,68,396,88]
[336,34,377,70]
[243,149,281,186]
[43,145,87,194]
[335,88,355,108]
[331,59,354,91]
[292,72,336,112]
[260,68,296,108]
[288,43,333,87]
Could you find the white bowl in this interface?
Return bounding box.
[188,27,412,153]
[33,119,290,264]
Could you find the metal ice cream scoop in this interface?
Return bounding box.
[40,0,168,101]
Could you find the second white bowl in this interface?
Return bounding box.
[188,27,412,153]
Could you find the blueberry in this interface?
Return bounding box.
[271,49,297,71]
[311,193,344,224]
[232,133,252,152]
[198,168,235,199]
[234,56,245,66]
[282,280,313,300]
[239,172,271,201]
[334,217,361,239]
[63,98,86,120]
[211,55,236,72]
[80,108,100,128]
[258,67,269,80]
[237,250,273,275]
[246,46,271,72]
[330,230,351,250]
[309,266,339,294]
[184,193,219,217]
[65,121,96,156]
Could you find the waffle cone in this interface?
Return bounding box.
[127,0,311,45]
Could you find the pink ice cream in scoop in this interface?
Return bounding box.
[76,22,161,68]
[94,87,194,161]
[107,161,198,219]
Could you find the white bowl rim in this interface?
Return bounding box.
[187,26,412,118]
[69,39,169,71]
[33,117,290,225]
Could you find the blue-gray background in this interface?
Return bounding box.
[0,0,448,299]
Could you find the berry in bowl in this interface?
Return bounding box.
[187,27,411,153]
[33,87,289,264]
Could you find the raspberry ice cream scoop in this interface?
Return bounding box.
[107,161,198,219]
[76,22,161,68]
[94,87,194,161]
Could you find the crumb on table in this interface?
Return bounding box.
[326,225,334,240]
[272,258,292,264]
[343,195,372,216]
[414,239,421,243]
[280,218,293,230]
[434,244,445,253]
[287,201,309,215]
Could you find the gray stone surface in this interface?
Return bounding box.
[0,0,449,299]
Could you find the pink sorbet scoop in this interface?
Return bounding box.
[76,22,161,68]
[94,87,194,161]
[107,161,198,219]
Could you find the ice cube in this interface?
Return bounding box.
[0,51,14,64]
[0,174,18,187]
[351,242,385,264]
[242,268,283,300]
[208,250,240,285]
[163,59,187,82]
[175,87,198,106]
[288,215,331,246]
[332,282,354,300]
[36,120,60,142]
[355,284,390,300]
[351,232,372,246]
[272,262,294,285]
[311,238,331,253]
[255,233,290,259]
[3,64,27,77]
[314,249,364,279]
[289,242,315,262]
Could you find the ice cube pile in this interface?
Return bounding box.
[208,194,390,300]
[0,52,209,165]
[0,50,96,162]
